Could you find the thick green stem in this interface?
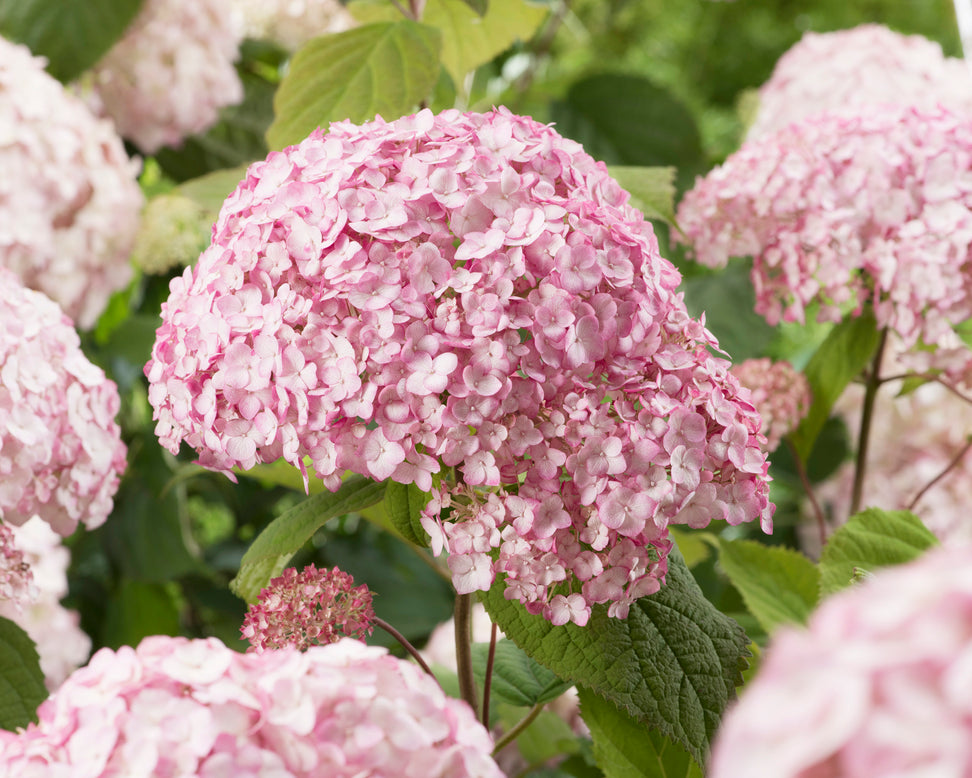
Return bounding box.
[850,328,888,516]
[454,593,479,715]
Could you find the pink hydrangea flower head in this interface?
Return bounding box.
[146,108,773,626]
[0,268,127,536]
[0,523,35,613]
[0,36,142,329]
[85,0,244,153]
[677,105,972,351]
[709,543,972,777]
[730,359,810,452]
[0,635,503,777]
[230,0,355,51]
[749,24,972,139]
[241,564,375,651]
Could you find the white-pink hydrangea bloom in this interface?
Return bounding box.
[729,359,810,452]
[230,0,354,51]
[709,543,972,778]
[146,108,773,626]
[0,517,90,690]
[85,0,243,153]
[0,268,127,536]
[749,24,972,139]
[0,523,34,613]
[0,37,141,329]
[0,635,503,777]
[677,105,972,351]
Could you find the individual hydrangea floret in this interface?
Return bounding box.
[131,193,213,275]
[84,0,243,153]
[677,105,972,351]
[0,268,127,536]
[730,359,810,452]
[146,108,773,626]
[0,523,35,613]
[709,544,972,777]
[241,564,375,652]
[0,36,142,329]
[230,0,354,51]
[0,635,503,777]
[749,24,972,138]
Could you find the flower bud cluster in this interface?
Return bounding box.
[729,359,810,452]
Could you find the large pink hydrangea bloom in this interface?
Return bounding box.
[709,544,972,777]
[0,37,141,329]
[0,635,502,777]
[146,108,773,625]
[749,24,972,139]
[0,268,127,536]
[729,359,810,453]
[86,0,243,153]
[677,105,972,350]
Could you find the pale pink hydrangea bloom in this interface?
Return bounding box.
[677,105,972,352]
[0,523,34,613]
[729,359,810,452]
[0,517,91,690]
[749,24,972,139]
[0,635,503,777]
[0,268,127,536]
[230,0,354,51]
[146,108,773,626]
[85,0,243,153]
[0,37,141,329]
[709,544,972,777]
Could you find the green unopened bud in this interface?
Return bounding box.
[131,193,212,274]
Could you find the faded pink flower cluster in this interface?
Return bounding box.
[0,523,34,613]
[677,105,972,351]
[85,0,243,153]
[230,0,354,51]
[145,108,773,626]
[748,24,972,139]
[729,359,810,452]
[241,564,375,652]
[709,544,972,777]
[0,635,503,777]
[0,517,90,689]
[0,36,141,329]
[0,268,127,536]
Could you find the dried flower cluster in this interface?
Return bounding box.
[85,0,243,153]
[748,24,972,138]
[0,36,141,329]
[241,564,375,651]
[729,359,810,452]
[230,0,355,51]
[146,107,772,626]
[0,635,503,777]
[0,268,127,536]
[709,544,972,777]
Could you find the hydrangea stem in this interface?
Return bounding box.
[455,593,479,715]
[492,702,544,755]
[374,617,435,678]
[786,438,827,548]
[850,327,889,516]
[908,436,972,511]
[481,622,499,728]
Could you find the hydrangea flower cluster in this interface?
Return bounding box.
[230,0,354,51]
[0,36,141,329]
[131,193,213,275]
[0,268,127,536]
[146,108,773,626]
[748,24,972,139]
[729,359,810,452]
[709,544,972,777]
[241,564,375,652]
[85,0,243,153]
[0,523,34,613]
[676,105,972,351]
[0,517,91,689]
[0,635,503,777]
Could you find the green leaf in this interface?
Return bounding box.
[267,21,442,150]
[789,310,881,462]
[382,481,431,547]
[472,639,572,708]
[0,0,144,83]
[230,476,386,602]
[715,539,819,634]
[819,508,938,597]
[580,689,703,778]
[101,581,181,650]
[481,551,750,765]
[234,459,328,495]
[176,165,251,214]
[0,617,46,731]
[457,0,488,15]
[608,166,677,224]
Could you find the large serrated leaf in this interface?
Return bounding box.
[818,508,938,597]
[789,310,880,461]
[580,688,703,778]
[472,639,572,708]
[0,617,46,731]
[608,166,677,225]
[382,481,432,547]
[230,476,386,602]
[267,21,442,150]
[481,551,750,765]
[0,0,144,83]
[715,539,819,634]
[176,164,251,215]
